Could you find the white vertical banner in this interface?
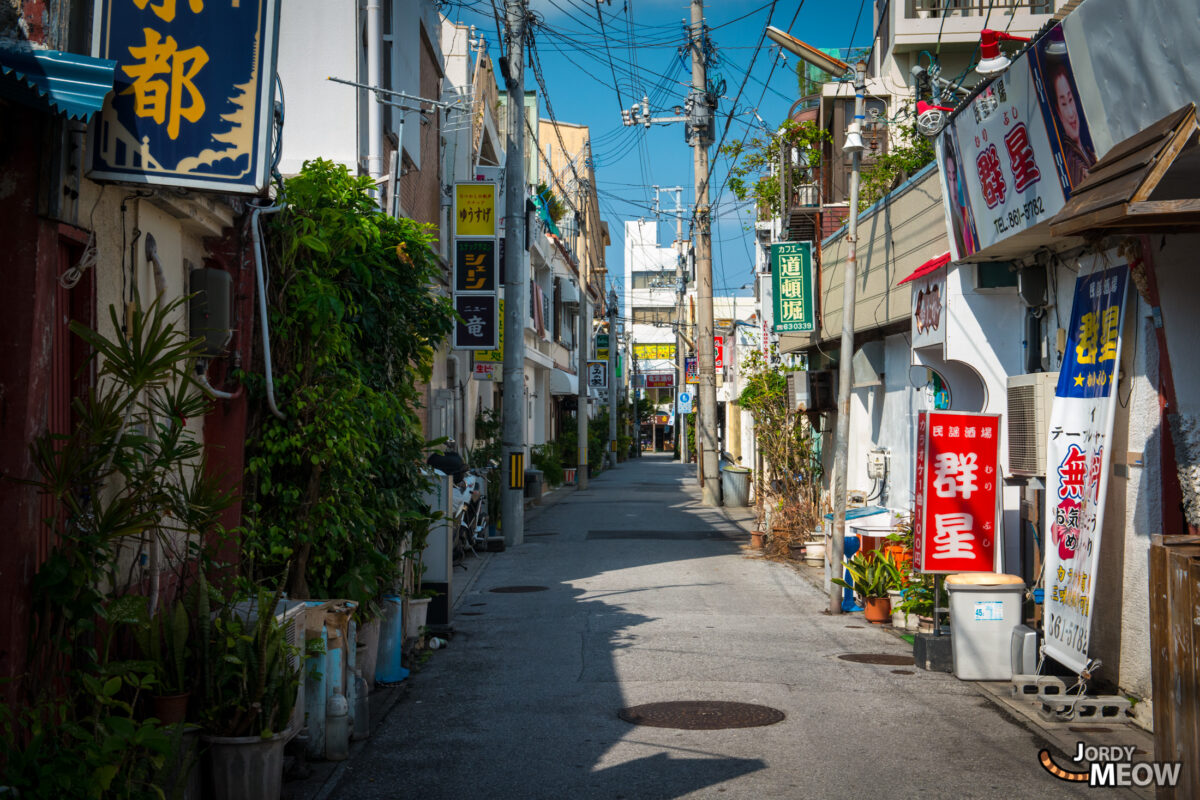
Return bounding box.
[1042,261,1129,674]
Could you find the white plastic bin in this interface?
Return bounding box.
[945,572,1026,680]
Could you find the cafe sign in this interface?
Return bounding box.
[770,241,815,333]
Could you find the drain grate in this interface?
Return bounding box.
[459,611,483,616]
[891,669,914,675]
[845,625,865,629]
[526,532,559,537]
[489,585,549,593]
[618,701,785,730]
[838,653,915,666]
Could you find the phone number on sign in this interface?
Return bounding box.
[993,196,1046,234]
[1047,612,1089,654]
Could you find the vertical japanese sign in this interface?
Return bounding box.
[911,267,947,349]
[1043,263,1128,674]
[596,333,609,360]
[770,242,815,333]
[759,272,775,355]
[586,361,608,390]
[90,0,281,192]
[684,357,698,385]
[940,55,1067,256]
[453,182,498,350]
[913,411,1001,574]
[474,299,504,364]
[453,294,498,350]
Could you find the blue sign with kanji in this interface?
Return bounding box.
[1055,265,1128,399]
[90,0,281,193]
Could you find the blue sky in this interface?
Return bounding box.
[440,0,875,299]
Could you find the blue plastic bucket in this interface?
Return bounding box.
[375,595,409,684]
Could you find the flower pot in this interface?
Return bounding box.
[906,612,921,632]
[203,732,286,800]
[357,618,380,692]
[917,614,935,634]
[862,596,892,624]
[882,544,912,572]
[404,597,431,643]
[804,540,825,566]
[160,724,201,800]
[888,590,905,628]
[750,531,767,549]
[154,692,190,725]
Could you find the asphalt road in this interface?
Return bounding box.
[328,454,1123,800]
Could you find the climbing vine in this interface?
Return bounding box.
[721,118,831,221]
[858,123,936,211]
[241,159,455,608]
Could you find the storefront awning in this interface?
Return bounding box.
[0,47,117,122]
[549,368,577,396]
[898,252,951,286]
[1049,104,1200,237]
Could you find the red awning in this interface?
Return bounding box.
[898,252,951,285]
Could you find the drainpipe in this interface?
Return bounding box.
[366,0,384,189]
[251,203,286,420]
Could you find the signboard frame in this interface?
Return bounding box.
[770,241,816,333]
[586,360,608,390]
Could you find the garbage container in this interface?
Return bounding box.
[721,466,751,507]
[945,573,1026,680]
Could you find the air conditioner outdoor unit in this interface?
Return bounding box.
[1006,372,1058,476]
[788,370,837,412]
[231,599,307,738]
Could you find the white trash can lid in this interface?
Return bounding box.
[944,572,1024,587]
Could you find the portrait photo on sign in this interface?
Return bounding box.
[1030,24,1097,193]
[938,131,979,260]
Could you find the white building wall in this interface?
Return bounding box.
[277,0,359,174]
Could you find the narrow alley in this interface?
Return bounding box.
[324,456,1118,800]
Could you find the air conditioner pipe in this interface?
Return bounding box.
[251,202,286,419]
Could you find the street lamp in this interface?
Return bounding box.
[765,24,866,616]
[975,29,1031,77]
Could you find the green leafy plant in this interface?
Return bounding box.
[199,581,300,739]
[531,442,565,487]
[129,597,190,697]
[721,118,831,221]
[858,122,936,211]
[833,551,903,601]
[242,159,455,603]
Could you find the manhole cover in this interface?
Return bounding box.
[891,669,914,675]
[845,625,865,629]
[470,603,486,607]
[459,612,483,616]
[489,585,549,593]
[838,653,915,666]
[618,701,785,730]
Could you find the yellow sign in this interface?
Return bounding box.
[634,343,676,361]
[455,183,497,237]
[475,299,504,363]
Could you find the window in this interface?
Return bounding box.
[631,271,671,290]
[632,307,674,325]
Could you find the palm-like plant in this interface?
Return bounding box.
[833,551,904,601]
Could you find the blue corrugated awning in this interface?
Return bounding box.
[0,47,116,122]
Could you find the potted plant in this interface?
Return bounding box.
[882,514,914,575]
[833,551,903,624]
[129,597,193,725]
[400,515,435,644]
[198,579,301,800]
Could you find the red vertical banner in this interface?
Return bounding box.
[914,411,1001,574]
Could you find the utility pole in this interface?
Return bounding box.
[607,289,619,468]
[576,259,590,490]
[828,63,867,614]
[501,0,528,548]
[656,185,689,465]
[690,0,719,505]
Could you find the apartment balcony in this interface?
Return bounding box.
[889,0,1062,53]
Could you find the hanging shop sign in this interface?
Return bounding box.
[1043,262,1129,675]
[759,273,775,355]
[911,266,947,349]
[452,294,498,350]
[89,0,282,192]
[454,183,497,237]
[770,241,815,333]
[913,411,1002,574]
[644,373,674,388]
[714,335,724,369]
[455,239,498,293]
[684,356,698,385]
[937,21,1097,261]
[596,333,609,360]
[586,360,608,389]
[472,362,499,381]
[634,343,676,361]
[473,299,504,363]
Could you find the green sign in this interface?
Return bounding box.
[596,333,609,360]
[771,241,815,333]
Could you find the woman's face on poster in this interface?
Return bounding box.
[945,153,958,191]
[1054,72,1081,144]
